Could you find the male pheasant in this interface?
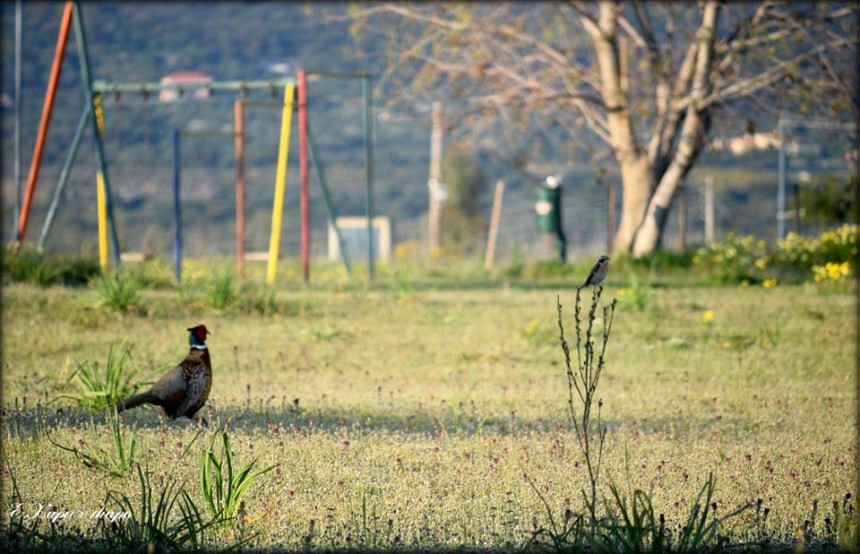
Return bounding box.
[117,324,212,419]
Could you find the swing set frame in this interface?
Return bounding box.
[16,0,376,284]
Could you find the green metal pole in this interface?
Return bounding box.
[71,1,121,269]
[306,121,351,275]
[361,75,375,280]
[38,103,91,249]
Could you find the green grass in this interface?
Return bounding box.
[1,269,856,551]
[58,343,144,411]
[94,272,141,312]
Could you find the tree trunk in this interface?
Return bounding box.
[632,111,711,256]
[629,169,682,255]
[584,2,656,254]
[630,0,720,257]
[614,154,653,253]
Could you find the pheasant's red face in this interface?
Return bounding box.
[188,324,209,344]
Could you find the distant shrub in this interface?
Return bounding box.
[630,249,695,271]
[2,247,100,287]
[205,271,236,310]
[439,144,487,256]
[235,282,280,315]
[799,172,856,224]
[393,239,422,264]
[124,259,176,289]
[56,258,102,286]
[693,233,768,284]
[773,224,858,271]
[499,244,526,279]
[94,273,141,312]
[523,260,578,279]
[693,224,858,285]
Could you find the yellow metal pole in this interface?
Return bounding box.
[266,84,295,285]
[94,93,109,269]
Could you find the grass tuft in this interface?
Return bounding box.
[199,429,278,521]
[101,462,210,552]
[49,408,137,477]
[58,343,143,411]
[94,272,140,312]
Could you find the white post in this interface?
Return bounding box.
[485,180,505,270]
[428,102,442,252]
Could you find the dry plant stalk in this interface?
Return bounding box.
[557,285,617,529]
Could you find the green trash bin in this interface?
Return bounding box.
[535,186,561,233]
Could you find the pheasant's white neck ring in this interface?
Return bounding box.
[191,344,208,350]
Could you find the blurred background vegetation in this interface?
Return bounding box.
[1,3,856,265]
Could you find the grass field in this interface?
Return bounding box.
[1,265,857,551]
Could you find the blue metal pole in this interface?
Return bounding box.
[173,130,182,282]
[38,103,91,249]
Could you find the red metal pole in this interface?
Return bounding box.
[298,70,310,284]
[235,98,246,277]
[17,1,74,244]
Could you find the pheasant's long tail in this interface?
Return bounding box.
[117,390,158,412]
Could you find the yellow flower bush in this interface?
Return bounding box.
[812,261,852,283]
[775,224,858,270]
[693,232,767,284]
[696,225,857,285]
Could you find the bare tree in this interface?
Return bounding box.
[349,2,857,255]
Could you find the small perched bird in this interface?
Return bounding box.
[582,255,610,288]
[117,324,212,419]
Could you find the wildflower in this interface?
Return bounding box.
[812,261,852,283]
[522,319,539,337]
[826,262,850,279]
[755,258,768,270]
[702,310,715,323]
[762,278,778,289]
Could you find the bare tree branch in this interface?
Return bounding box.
[348,1,857,255]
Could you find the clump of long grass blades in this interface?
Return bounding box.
[94,272,140,312]
[100,463,211,552]
[601,473,747,552]
[235,281,281,315]
[199,430,277,521]
[205,271,235,311]
[49,407,137,477]
[59,343,143,411]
